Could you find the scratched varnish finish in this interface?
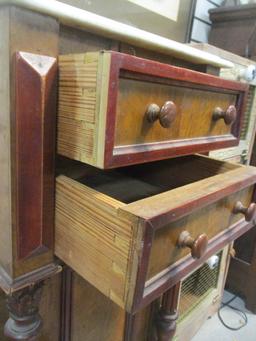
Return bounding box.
[55,155,256,312]
[57,51,248,169]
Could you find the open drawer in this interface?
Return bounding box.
[57,51,248,169]
[55,155,256,313]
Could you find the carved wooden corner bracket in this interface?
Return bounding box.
[0,263,62,340]
[5,282,44,340]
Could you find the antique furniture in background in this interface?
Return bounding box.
[191,44,256,316]
[226,144,256,313]
[209,4,256,60]
[0,1,256,341]
[191,43,256,164]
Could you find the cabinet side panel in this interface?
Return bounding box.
[71,273,125,341]
[55,176,133,308]
[0,8,13,277]
[58,53,99,165]
[8,7,59,277]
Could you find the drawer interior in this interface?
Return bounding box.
[63,155,238,204]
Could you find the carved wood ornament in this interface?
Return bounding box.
[4,282,44,340]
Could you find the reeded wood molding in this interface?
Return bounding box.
[0,0,233,68]
[15,51,57,260]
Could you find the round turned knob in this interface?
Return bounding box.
[233,201,256,222]
[177,231,208,259]
[146,101,177,128]
[212,105,237,125]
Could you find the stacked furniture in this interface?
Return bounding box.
[192,43,256,316]
[209,3,256,60]
[1,1,256,340]
[192,43,256,164]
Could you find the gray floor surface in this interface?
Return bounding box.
[192,291,256,341]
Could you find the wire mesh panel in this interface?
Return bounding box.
[178,252,222,321]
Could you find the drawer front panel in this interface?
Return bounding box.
[147,186,254,281]
[115,78,236,146]
[58,51,248,168]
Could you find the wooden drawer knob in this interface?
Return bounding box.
[212,105,237,125]
[146,101,177,128]
[233,201,256,222]
[177,231,208,259]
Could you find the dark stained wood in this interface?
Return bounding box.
[145,101,177,128]
[125,306,155,341]
[0,263,62,296]
[15,51,57,260]
[0,290,9,340]
[226,225,256,313]
[154,283,180,341]
[233,201,256,221]
[212,105,237,125]
[60,266,73,341]
[209,4,256,59]
[38,274,62,341]
[0,5,59,280]
[3,273,61,341]
[177,231,208,260]
[226,142,256,313]
[4,282,44,340]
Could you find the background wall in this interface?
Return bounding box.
[189,0,222,43]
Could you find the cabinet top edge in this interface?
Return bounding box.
[0,0,234,69]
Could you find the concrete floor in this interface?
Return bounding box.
[192,291,256,341]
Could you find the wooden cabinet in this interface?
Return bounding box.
[58,51,247,168]
[0,1,255,341]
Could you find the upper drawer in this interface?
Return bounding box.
[55,155,256,313]
[58,51,248,169]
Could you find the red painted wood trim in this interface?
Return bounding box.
[146,172,256,229]
[131,222,154,313]
[110,51,248,92]
[0,263,61,295]
[128,182,256,313]
[109,136,238,168]
[103,51,248,168]
[15,52,57,260]
[136,218,254,312]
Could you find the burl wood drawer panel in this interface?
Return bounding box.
[58,51,248,169]
[55,155,256,313]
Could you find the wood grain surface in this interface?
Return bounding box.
[55,155,256,312]
[115,78,235,146]
[57,51,248,169]
[15,51,57,260]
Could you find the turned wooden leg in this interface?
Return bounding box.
[154,283,181,341]
[4,282,44,340]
